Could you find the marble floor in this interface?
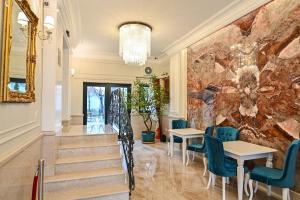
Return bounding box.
[131,141,277,200]
[61,125,114,136]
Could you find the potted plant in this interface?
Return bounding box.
[149,75,169,142]
[129,79,156,143]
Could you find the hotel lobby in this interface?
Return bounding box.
[0,0,299,199]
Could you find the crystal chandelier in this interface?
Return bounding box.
[119,22,152,65]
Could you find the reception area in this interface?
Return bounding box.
[0,0,299,199]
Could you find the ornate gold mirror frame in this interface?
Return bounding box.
[0,0,38,102]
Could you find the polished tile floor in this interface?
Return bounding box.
[131,141,277,200]
[61,125,114,136]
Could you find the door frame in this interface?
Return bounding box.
[83,82,131,125]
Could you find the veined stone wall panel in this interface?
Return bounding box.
[187,0,300,193]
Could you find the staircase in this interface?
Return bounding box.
[44,132,129,200]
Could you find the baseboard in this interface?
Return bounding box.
[62,120,71,132]
[71,115,83,125]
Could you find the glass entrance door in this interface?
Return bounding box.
[86,85,106,132]
[83,82,131,132]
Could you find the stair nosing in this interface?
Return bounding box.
[45,184,129,200]
[58,133,117,138]
[45,169,124,183]
[55,154,122,164]
[74,189,129,200]
[58,143,119,150]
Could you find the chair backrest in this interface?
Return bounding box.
[205,135,226,177]
[203,126,214,150]
[280,140,300,188]
[216,126,239,142]
[172,119,188,129]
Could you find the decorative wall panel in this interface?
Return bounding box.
[187,0,300,192]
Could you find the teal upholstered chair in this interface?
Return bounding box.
[249,140,300,200]
[186,126,213,176]
[205,135,248,200]
[167,119,188,156]
[216,126,239,142]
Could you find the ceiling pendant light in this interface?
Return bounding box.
[119,22,152,66]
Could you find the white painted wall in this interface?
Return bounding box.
[0,0,43,160]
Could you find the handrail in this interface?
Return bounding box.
[107,89,135,194]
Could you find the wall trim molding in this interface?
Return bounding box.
[0,129,42,168]
[162,0,271,55]
[0,120,36,136]
[0,121,39,145]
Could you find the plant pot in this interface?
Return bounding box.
[141,131,155,144]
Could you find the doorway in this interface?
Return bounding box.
[83,82,131,132]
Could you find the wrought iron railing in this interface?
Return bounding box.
[107,89,135,194]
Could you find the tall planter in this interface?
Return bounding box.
[141,131,155,143]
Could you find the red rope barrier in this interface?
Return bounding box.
[31,171,39,200]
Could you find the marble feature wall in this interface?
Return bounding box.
[187,0,300,192]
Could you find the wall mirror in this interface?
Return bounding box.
[0,0,38,102]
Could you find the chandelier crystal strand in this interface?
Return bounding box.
[119,23,151,65]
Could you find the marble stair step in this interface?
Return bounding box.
[57,143,120,158]
[44,183,129,200]
[55,154,122,174]
[45,168,125,192]
[59,134,118,146]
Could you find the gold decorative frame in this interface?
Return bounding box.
[0,0,38,102]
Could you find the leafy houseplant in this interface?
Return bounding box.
[150,75,169,142]
[129,79,156,143]
[128,75,169,143]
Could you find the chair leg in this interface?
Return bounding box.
[244,173,250,196]
[207,172,212,189]
[283,188,289,200]
[192,151,195,161]
[249,179,254,200]
[254,181,259,193]
[287,190,290,200]
[203,156,207,176]
[226,177,230,184]
[186,150,190,166]
[167,142,170,156]
[267,185,272,196]
[212,173,216,186]
[222,177,226,200]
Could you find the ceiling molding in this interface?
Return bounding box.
[162,0,272,56]
[58,0,82,48]
[72,50,169,66]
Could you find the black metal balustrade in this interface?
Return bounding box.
[107,89,135,194]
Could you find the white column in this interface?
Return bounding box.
[41,0,59,132]
[41,0,59,177]
[169,49,187,119]
[62,45,71,122]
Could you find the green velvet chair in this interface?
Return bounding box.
[167,119,188,156]
[248,140,300,200]
[186,126,213,176]
[205,135,248,200]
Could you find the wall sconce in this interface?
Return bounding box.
[17,11,55,40]
[38,15,55,40]
[71,68,75,77]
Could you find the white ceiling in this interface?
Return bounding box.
[73,0,233,58]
